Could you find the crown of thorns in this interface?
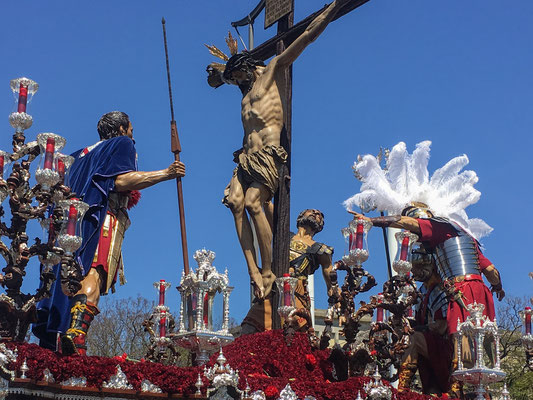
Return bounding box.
[205,31,238,72]
[205,32,264,87]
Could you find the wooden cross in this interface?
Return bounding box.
[235,0,370,329]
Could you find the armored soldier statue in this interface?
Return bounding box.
[397,245,453,395]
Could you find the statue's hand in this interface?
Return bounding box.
[347,210,370,221]
[167,161,186,179]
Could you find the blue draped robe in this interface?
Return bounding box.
[33,136,137,348]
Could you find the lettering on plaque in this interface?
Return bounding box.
[265,0,293,29]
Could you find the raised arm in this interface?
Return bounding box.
[114,160,185,192]
[274,0,348,68]
[348,210,421,234]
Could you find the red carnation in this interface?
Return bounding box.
[127,190,141,209]
[264,385,280,399]
[370,350,377,356]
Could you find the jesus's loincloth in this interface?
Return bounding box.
[223,145,287,206]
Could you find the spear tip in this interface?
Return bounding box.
[162,17,166,25]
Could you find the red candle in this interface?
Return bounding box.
[283,273,291,306]
[158,280,165,305]
[400,236,410,261]
[17,83,28,113]
[348,232,354,251]
[376,293,384,322]
[159,309,166,338]
[355,221,364,249]
[66,204,77,235]
[0,155,4,178]
[44,137,55,170]
[526,307,532,335]
[203,292,209,326]
[57,158,65,180]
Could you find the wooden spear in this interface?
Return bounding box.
[162,17,190,275]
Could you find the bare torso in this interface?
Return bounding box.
[241,65,285,154]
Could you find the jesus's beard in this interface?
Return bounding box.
[238,70,255,95]
[297,215,322,234]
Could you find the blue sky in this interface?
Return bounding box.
[1,0,532,323]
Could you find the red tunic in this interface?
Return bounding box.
[417,218,495,334]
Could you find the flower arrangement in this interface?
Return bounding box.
[6,330,447,399]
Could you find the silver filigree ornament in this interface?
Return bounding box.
[102,365,133,390]
[204,347,239,390]
[9,112,33,131]
[35,168,60,189]
[19,359,28,379]
[60,376,87,387]
[141,379,162,393]
[279,384,298,400]
[10,77,39,95]
[0,343,17,380]
[250,390,267,400]
[363,366,392,400]
[41,368,55,383]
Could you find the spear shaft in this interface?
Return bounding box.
[162,17,189,275]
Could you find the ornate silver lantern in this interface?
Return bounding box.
[174,249,234,365]
[452,302,506,400]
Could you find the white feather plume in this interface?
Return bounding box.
[344,140,492,240]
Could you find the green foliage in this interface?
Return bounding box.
[494,295,533,400]
[86,295,153,359]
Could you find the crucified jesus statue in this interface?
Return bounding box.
[207,0,349,300]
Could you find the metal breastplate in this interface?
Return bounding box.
[434,235,480,280]
[427,284,448,318]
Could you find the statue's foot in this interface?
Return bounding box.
[261,271,276,298]
[250,273,265,300]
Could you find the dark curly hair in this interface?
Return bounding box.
[97,111,130,140]
[296,209,325,233]
[223,52,265,82]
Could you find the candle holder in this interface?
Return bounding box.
[173,249,234,365]
[392,230,419,275]
[275,273,299,320]
[143,280,182,364]
[154,280,172,339]
[57,199,89,255]
[9,77,38,134]
[341,218,372,266]
[35,133,67,190]
[0,77,86,342]
[521,306,533,370]
[452,302,505,399]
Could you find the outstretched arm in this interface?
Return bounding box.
[348,210,421,234]
[114,161,185,192]
[274,0,348,68]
